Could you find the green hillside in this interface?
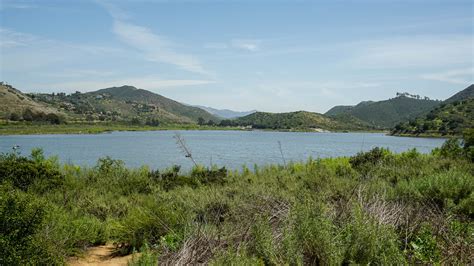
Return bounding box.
[324,105,354,116]
[230,111,371,131]
[1,84,219,125]
[89,86,218,122]
[391,85,474,136]
[325,95,440,128]
[0,83,66,123]
[444,84,474,103]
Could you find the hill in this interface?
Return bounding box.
[391,84,474,136]
[324,105,354,117]
[86,86,218,123]
[325,95,440,128]
[230,111,372,131]
[444,84,474,104]
[194,105,256,119]
[9,85,219,125]
[0,83,65,123]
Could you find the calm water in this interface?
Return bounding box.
[0,131,445,170]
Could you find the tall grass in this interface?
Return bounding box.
[0,141,473,264]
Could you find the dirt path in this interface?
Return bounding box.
[68,244,138,266]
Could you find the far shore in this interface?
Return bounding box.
[0,122,387,136]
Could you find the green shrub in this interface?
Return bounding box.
[433,138,464,159]
[160,165,197,191]
[191,166,228,185]
[396,171,473,213]
[349,147,390,176]
[408,223,440,264]
[0,150,63,192]
[42,207,108,255]
[210,249,264,266]
[249,217,278,264]
[128,242,159,266]
[0,185,62,265]
[341,206,405,264]
[293,202,343,265]
[195,202,230,226]
[112,197,188,254]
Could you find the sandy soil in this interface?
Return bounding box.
[68,244,138,266]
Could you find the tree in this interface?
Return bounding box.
[197,117,205,126]
[22,109,34,122]
[9,113,20,121]
[45,113,62,124]
[130,117,142,125]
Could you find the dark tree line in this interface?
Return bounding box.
[9,109,65,124]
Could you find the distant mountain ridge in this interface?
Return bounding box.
[194,105,257,119]
[325,95,440,128]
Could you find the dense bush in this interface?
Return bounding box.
[1,140,472,264]
[0,186,62,265]
[349,147,390,176]
[0,149,63,192]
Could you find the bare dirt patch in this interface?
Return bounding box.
[68,244,138,266]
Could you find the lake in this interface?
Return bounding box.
[0,131,446,170]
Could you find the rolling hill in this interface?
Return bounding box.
[0,83,64,120]
[443,84,474,104]
[1,84,219,125]
[231,111,372,131]
[325,95,440,128]
[391,84,474,136]
[88,86,218,122]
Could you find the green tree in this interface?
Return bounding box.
[22,109,34,122]
[197,117,205,126]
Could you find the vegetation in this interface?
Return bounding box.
[326,93,441,128]
[221,111,374,131]
[1,138,473,264]
[0,121,240,135]
[391,98,474,137]
[0,84,218,126]
[443,84,474,104]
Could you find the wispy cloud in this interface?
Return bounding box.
[0,1,38,11]
[420,68,474,85]
[204,39,262,52]
[231,39,261,52]
[113,21,210,75]
[99,1,210,75]
[0,28,37,48]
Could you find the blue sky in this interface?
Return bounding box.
[0,0,473,112]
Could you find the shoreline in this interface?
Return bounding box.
[0,122,387,136]
[389,133,456,139]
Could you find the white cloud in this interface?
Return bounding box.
[420,68,474,85]
[99,2,210,75]
[231,39,261,52]
[0,28,37,48]
[0,1,38,11]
